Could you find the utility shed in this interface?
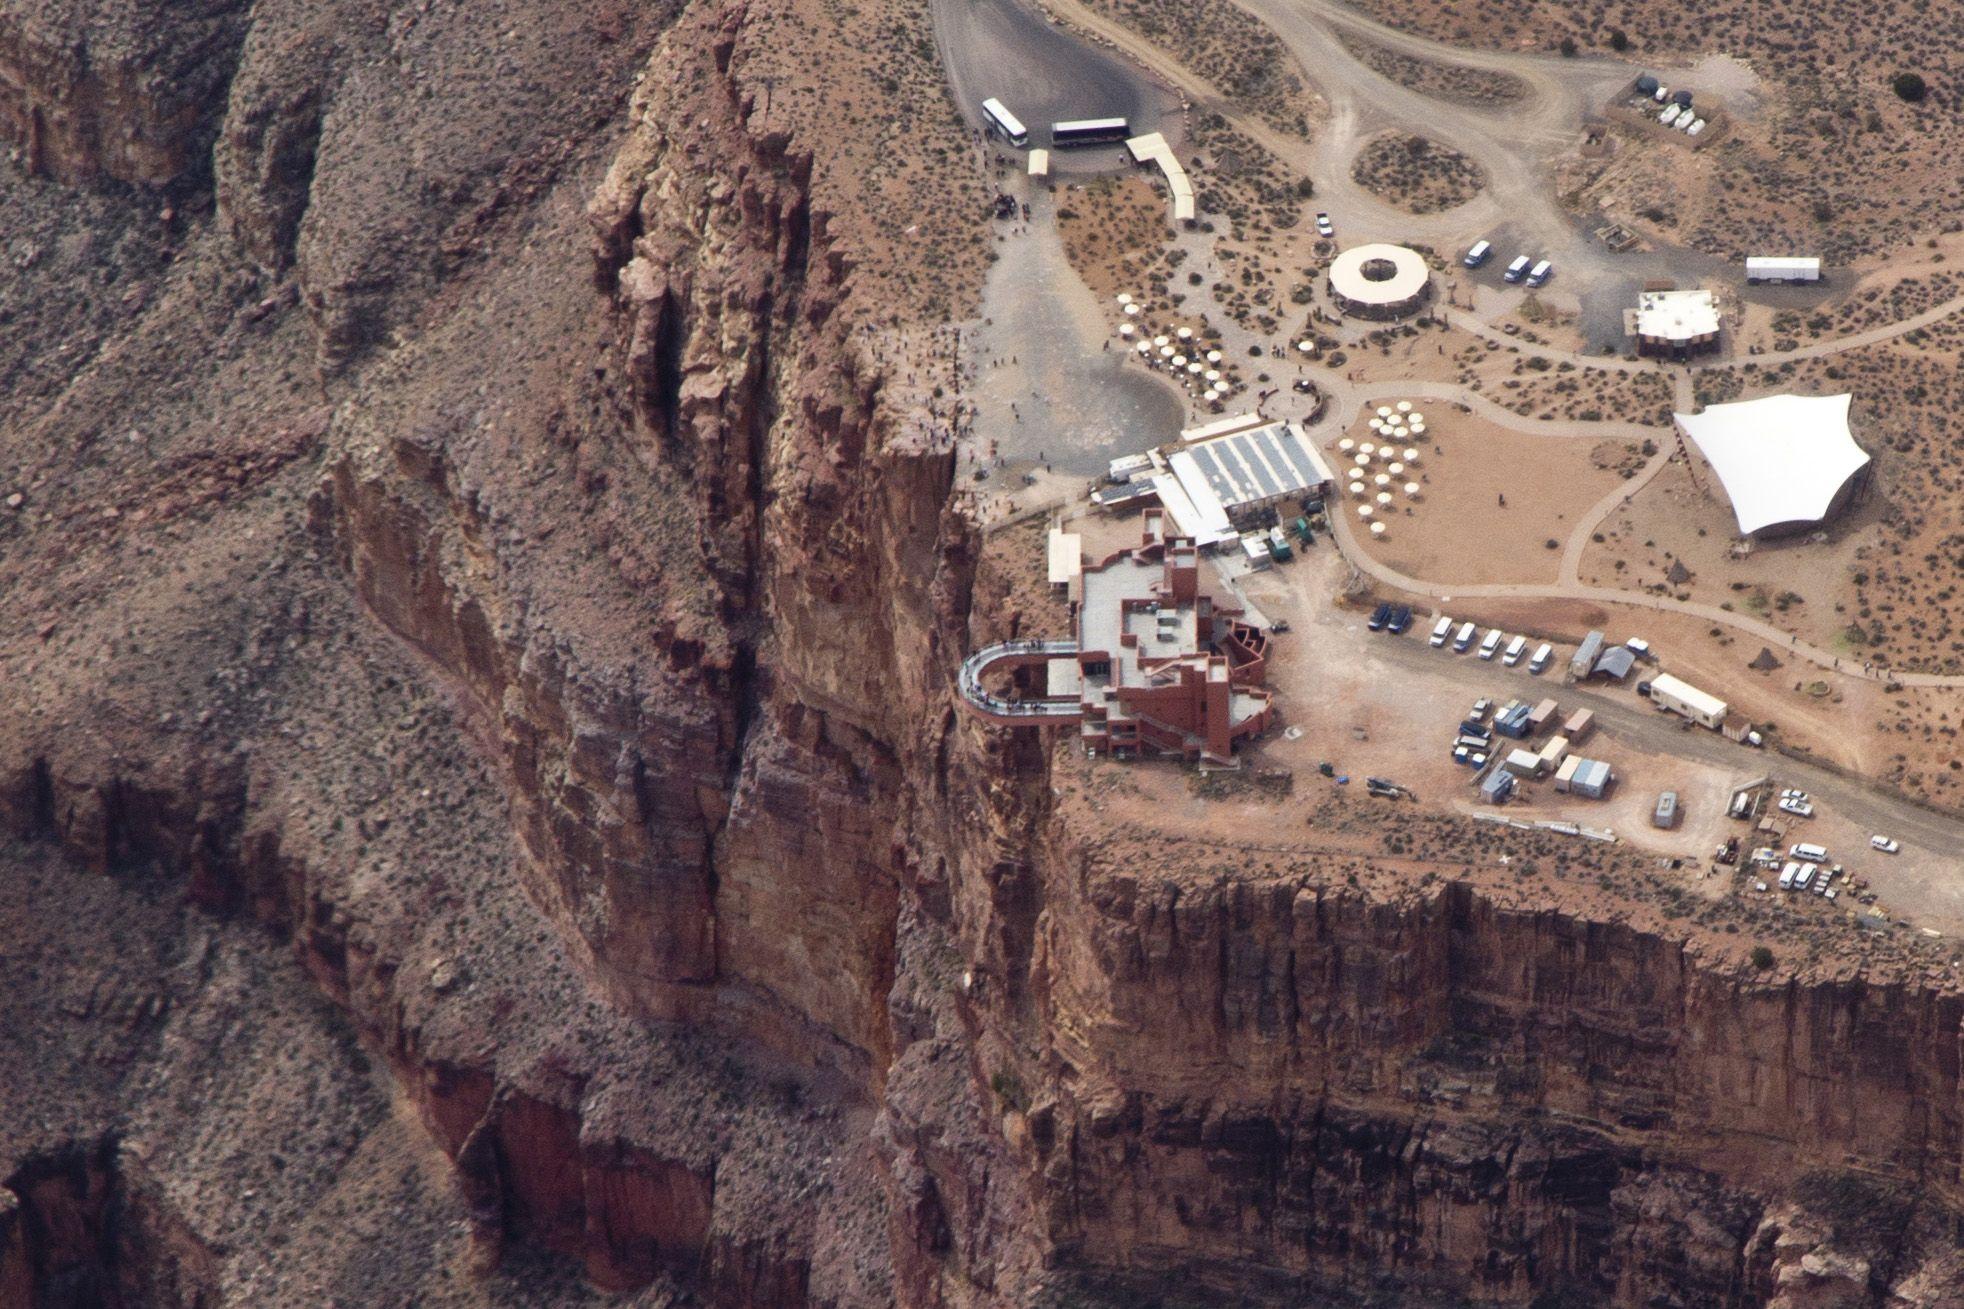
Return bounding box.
[1563,758,1613,799]
[1562,708,1595,741]
[1502,748,1544,777]
[1537,735,1570,771]
[1570,631,1604,680]
[1480,769,1515,804]
[1528,699,1559,733]
[1647,673,1728,728]
[1653,791,1680,829]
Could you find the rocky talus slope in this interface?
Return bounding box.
[0,0,1961,1304]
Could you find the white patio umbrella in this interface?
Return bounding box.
[1123,303,1141,317]
[1388,462,1404,476]
[1408,410,1425,424]
[1370,521,1387,537]
[1403,448,1419,462]
[1154,335,1170,347]
[1186,362,1202,375]
[1353,453,1370,467]
[1296,340,1314,353]
[1376,406,1393,419]
[1118,323,1135,337]
[1207,350,1223,362]
[1338,438,1355,452]
[1396,400,1413,414]
[1135,340,1151,354]
[1409,421,1426,436]
[1172,354,1187,367]
[1357,505,1373,518]
[1376,491,1394,505]
[1404,481,1421,496]
[1374,473,1391,487]
[1204,369,1221,382]
[1349,481,1366,496]
[1359,442,1376,455]
[1177,327,1193,340]
[1116,293,1132,304]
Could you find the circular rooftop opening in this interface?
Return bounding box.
[1360,258,1400,283]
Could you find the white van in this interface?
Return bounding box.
[1526,259,1553,287]
[1478,629,1504,660]
[1659,104,1683,127]
[1502,635,1528,666]
[1778,862,1798,890]
[1453,621,1477,652]
[1463,240,1492,268]
[1430,615,1454,647]
[1503,255,1531,283]
[1790,842,1829,862]
[1687,118,1706,137]
[1528,642,1553,674]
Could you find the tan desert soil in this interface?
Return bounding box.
[1347,0,1964,259]
[1334,28,1529,106]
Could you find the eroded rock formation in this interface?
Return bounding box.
[0,0,1961,1303]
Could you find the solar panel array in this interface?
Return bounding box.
[1185,423,1327,509]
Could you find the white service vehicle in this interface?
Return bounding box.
[1479,629,1504,660]
[1871,835,1900,854]
[1528,642,1553,674]
[1502,635,1528,666]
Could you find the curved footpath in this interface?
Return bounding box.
[1325,500,1964,689]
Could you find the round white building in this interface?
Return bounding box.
[1328,243,1431,319]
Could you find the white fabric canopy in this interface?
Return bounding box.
[1674,394,1868,536]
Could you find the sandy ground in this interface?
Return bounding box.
[1329,407,1635,585]
[1209,538,1964,927]
[960,174,1184,503]
[1577,453,1888,655]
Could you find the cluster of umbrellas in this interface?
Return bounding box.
[1336,401,1432,539]
[1115,294,1234,404]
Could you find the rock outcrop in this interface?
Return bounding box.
[1,0,1962,1304]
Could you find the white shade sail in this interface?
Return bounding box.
[1674,394,1868,535]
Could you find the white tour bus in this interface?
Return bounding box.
[982,98,1029,147]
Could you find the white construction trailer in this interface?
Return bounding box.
[1745,256,1822,284]
[1647,673,1728,729]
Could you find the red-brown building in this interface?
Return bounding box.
[958,511,1272,763]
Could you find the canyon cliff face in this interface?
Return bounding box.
[0,0,1961,1304]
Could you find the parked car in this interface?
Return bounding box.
[1452,621,1476,652]
[1790,841,1828,862]
[1778,795,1815,818]
[1478,629,1504,660]
[1463,239,1492,267]
[1503,255,1531,284]
[1525,259,1553,287]
[1430,615,1453,647]
[1315,212,1334,238]
[1871,835,1901,854]
[1386,605,1413,634]
[1368,602,1391,631]
[1470,697,1493,721]
[1528,642,1553,674]
[1502,635,1527,666]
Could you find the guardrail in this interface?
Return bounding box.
[957,639,1083,720]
